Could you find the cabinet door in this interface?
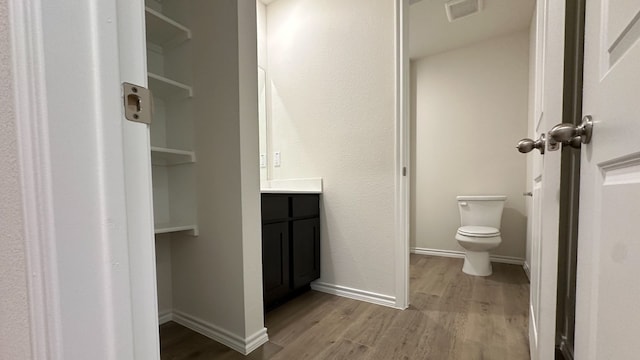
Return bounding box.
[262,222,290,305]
[291,218,320,289]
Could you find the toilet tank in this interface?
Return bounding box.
[457,195,507,228]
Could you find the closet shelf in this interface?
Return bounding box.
[155,223,199,236]
[145,7,191,47]
[148,72,193,99]
[151,146,196,166]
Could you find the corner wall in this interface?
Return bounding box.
[266,0,398,298]
[169,0,266,352]
[410,31,530,260]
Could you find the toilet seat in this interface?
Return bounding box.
[457,226,500,238]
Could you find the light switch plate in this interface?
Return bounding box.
[274,151,281,167]
[259,154,266,168]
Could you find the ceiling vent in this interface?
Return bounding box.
[445,0,483,22]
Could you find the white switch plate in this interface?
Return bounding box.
[274,151,281,167]
[259,154,266,168]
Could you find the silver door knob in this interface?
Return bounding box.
[548,115,593,148]
[516,133,545,154]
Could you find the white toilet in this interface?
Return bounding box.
[455,195,507,276]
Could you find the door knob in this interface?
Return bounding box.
[516,133,545,154]
[548,115,593,149]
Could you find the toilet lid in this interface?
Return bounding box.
[457,226,501,237]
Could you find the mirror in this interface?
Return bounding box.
[258,67,267,181]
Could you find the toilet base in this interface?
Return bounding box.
[462,250,492,276]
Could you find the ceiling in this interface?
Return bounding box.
[410,0,535,59]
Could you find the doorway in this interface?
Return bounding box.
[404,0,535,355]
[408,13,532,264]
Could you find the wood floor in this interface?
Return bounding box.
[160,254,530,359]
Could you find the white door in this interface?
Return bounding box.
[528,0,566,359]
[574,1,640,358]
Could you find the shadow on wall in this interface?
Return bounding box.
[497,207,527,258]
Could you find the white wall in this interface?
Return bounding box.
[410,31,530,259]
[266,0,397,297]
[170,0,265,346]
[155,235,173,317]
[0,1,32,357]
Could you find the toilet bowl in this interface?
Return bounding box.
[455,195,506,276]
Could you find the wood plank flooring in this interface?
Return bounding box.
[160,254,530,359]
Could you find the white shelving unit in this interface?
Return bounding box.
[148,72,193,99]
[145,7,191,47]
[146,2,197,237]
[151,146,196,166]
[154,223,199,236]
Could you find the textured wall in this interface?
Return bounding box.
[410,31,530,259]
[0,1,33,358]
[266,0,397,296]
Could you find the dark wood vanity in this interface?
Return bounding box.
[261,193,321,310]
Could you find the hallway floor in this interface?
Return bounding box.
[160,254,530,359]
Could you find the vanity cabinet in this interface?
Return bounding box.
[261,194,321,309]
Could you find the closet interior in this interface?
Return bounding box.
[145,0,197,324]
[142,0,266,351]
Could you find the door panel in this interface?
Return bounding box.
[528,1,566,359]
[116,0,160,357]
[291,218,320,289]
[592,166,640,358]
[577,2,640,357]
[262,222,290,305]
[529,177,543,354]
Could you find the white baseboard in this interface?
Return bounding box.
[158,309,173,325]
[310,281,400,309]
[162,309,268,355]
[411,247,525,265]
[523,262,531,281]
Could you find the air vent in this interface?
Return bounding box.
[445,0,483,22]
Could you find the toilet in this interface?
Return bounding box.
[455,195,507,276]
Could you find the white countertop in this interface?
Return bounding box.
[260,178,323,194]
[260,189,322,194]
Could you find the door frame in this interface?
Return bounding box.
[9,0,62,357]
[9,0,159,358]
[115,0,161,357]
[394,0,410,310]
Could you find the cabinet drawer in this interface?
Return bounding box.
[292,195,319,218]
[261,194,289,222]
